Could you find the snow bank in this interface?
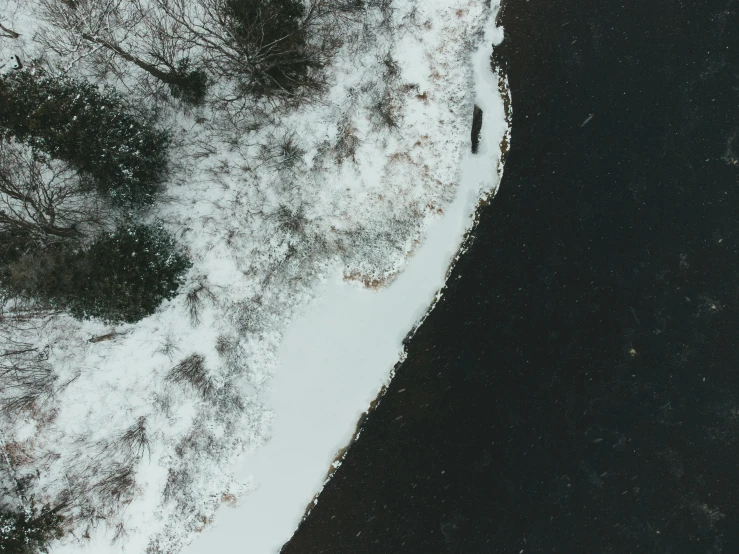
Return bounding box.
[182,7,509,554]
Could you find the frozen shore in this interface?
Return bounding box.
[183,7,508,554]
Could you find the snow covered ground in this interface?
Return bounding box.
[0,0,508,552]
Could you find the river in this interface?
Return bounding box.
[281,0,739,552]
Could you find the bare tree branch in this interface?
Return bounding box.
[154,0,351,99]
[0,141,111,256]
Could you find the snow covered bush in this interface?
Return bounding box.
[167,354,215,400]
[54,224,190,323]
[60,224,190,323]
[0,70,170,207]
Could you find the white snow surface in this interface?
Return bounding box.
[0,0,509,552]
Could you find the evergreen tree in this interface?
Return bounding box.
[1,224,190,324]
[0,502,64,554]
[0,71,170,207]
[61,224,190,323]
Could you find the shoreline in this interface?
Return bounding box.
[183,4,508,553]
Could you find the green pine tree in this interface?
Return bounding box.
[0,502,64,554]
[0,70,170,207]
[61,224,191,323]
[1,224,190,324]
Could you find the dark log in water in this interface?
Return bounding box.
[471,105,483,154]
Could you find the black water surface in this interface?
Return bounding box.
[282,0,739,552]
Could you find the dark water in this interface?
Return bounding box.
[282,0,739,552]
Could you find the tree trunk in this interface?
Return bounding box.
[80,33,181,86]
[0,23,20,38]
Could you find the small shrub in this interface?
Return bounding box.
[215,335,237,358]
[0,70,170,207]
[162,467,191,503]
[184,280,216,326]
[273,205,307,235]
[167,354,215,399]
[372,89,400,129]
[156,336,181,360]
[259,132,305,171]
[367,0,394,31]
[211,383,246,412]
[214,334,247,374]
[94,464,135,502]
[334,119,360,164]
[121,417,150,459]
[382,53,399,77]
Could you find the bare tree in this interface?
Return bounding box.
[37,0,365,105]
[37,0,207,104]
[36,0,129,73]
[153,0,351,99]
[0,141,110,257]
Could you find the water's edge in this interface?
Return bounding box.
[284,3,511,539]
